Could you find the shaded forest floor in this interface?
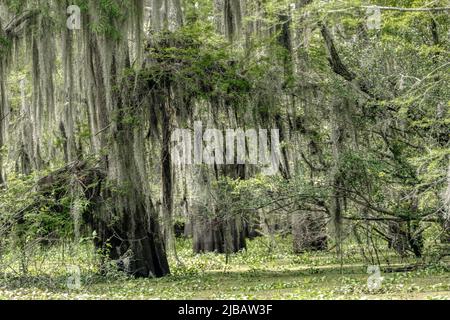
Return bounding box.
[0,237,449,300]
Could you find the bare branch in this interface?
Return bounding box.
[4,10,39,36]
[319,22,355,82]
[363,5,450,12]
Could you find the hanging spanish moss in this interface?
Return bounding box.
[0,0,449,290]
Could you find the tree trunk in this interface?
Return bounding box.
[193,214,246,254]
[0,21,7,185]
[330,102,345,257]
[292,211,328,253]
[161,85,176,257]
[443,159,450,243]
[0,59,6,186]
[189,155,246,254]
[82,13,169,277]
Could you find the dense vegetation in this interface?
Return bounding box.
[0,0,449,300]
[1,237,449,300]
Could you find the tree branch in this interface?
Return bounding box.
[319,22,356,82]
[319,22,382,100]
[363,6,450,12]
[4,10,39,36]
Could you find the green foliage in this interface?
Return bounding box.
[2,0,26,13]
[0,172,80,252]
[72,0,139,39]
[0,35,11,56]
[0,237,448,299]
[140,25,252,103]
[1,0,449,297]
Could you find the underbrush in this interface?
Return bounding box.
[0,236,448,300]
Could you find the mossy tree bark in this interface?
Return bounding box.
[74,8,170,277]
